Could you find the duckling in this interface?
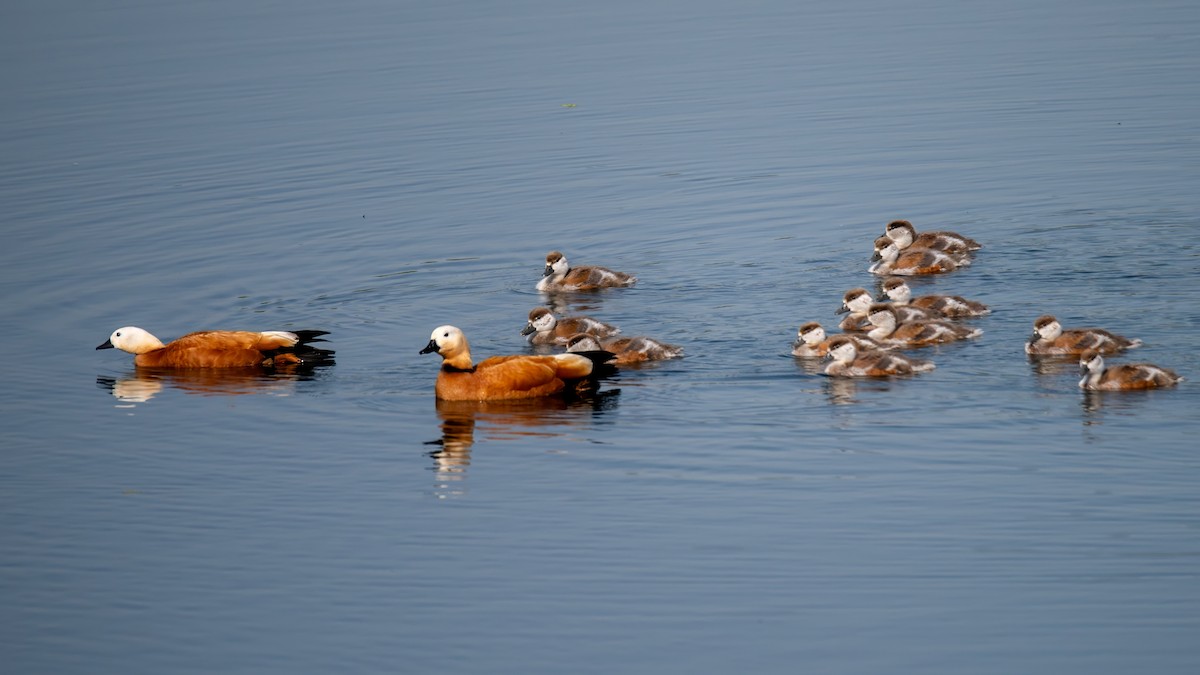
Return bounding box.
[565,333,683,364]
[823,335,935,377]
[866,304,982,347]
[520,307,621,345]
[884,219,981,253]
[792,322,893,358]
[835,288,876,332]
[1025,315,1142,356]
[420,325,610,401]
[1078,351,1182,390]
[96,326,333,368]
[536,251,637,292]
[878,278,990,318]
[869,237,968,276]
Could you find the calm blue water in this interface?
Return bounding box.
[3,0,1200,673]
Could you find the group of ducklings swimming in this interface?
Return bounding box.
[792,219,1182,390]
[97,222,1182,400]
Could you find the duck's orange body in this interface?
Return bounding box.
[97,327,333,368]
[422,325,602,401]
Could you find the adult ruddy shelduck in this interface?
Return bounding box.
[1025,315,1142,356]
[520,307,621,345]
[536,250,637,292]
[96,326,333,368]
[421,325,609,401]
[823,336,935,378]
[884,219,981,253]
[1078,351,1182,390]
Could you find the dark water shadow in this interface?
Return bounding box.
[425,390,622,496]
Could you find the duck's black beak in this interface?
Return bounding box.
[96,339,114,350]
[834,305,849,315]
[520,323,536,336]
[419,340,438,355]
[542,264,554,277]
[870,250,882,262]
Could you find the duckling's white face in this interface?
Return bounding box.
[883,282,911,303]
[828,340,858,364]
[886,224,915,248]
[1080,352,1104,374]
[799,325,826,346]
[868,308,896,328]
[545,255,570,277]
[566,334,603,352]
[846,291,874,314]
[1035,320,1063,340]
[106,326,164,354]
[530,311,557,332]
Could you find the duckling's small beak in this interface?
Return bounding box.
[542,264,554,277]
[870,250,882,262]
[834,305,849,315]
[96,339,114,350]
[419,340,439,355]
[1079,362,1090,375]
[520,323,536,336]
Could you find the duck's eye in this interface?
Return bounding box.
[443,332,450,338]
[115,332,122,337]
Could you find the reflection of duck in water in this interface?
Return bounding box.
[427,392,621,492]
[96,367,319,402]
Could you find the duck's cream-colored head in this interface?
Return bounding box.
[420,325,473,369]
[96,326,166,354]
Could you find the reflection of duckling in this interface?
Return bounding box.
[420,325,611,400]
[565,333,683,364]
[877,278,990,318]
[1078,351,1182,390]
[869,237,968,276]
[1026,315,1141,355]
[96,326,334,368]
[823,336,935,377]
[520,307,621,345]
[884,219,981,252]
[536,251,637,292]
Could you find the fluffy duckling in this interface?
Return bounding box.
[869,237,968,276]
[835,288,876,332]
[565,333,683,365]
[884,219,981,253]
[878,278,990,318]
[823,335,935,377]
[866,304,982,347]
[792,321,893,358]
[520,307,621,345]
[420,325,611,401]
[1025,315,1142,356]
[96,326,333,368]
[1078,351,1182,390]
[536,251,637,292]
